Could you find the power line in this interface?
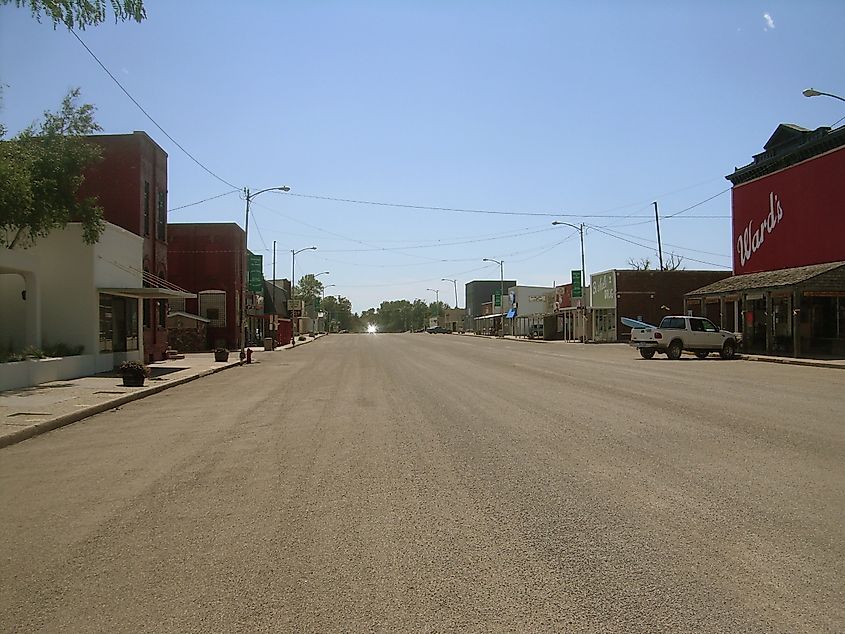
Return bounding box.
[280,191,730,219]
[663,188,731,218]
[71,30,240,190]
[586,225,729,268]
[169,189,240,213]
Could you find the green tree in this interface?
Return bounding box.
[3,0,146,30]
[321,294,354,332]
[1,88,105,249]
[294,274,325,317]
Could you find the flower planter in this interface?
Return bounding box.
[214,350,230,362]
[122,375,146,387]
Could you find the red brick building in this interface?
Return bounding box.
[79,131,171,362]
[167,223,246,350]
[687,124,845,357]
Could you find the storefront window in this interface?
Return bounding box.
[99,295,139,353]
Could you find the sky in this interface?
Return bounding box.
[2,1,844,312]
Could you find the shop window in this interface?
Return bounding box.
[156,190,167,241]
[143,181,150,236]
[100,295,139,352]
[158,299,168,328]
[99,295,114,352]
[198,290,226,327]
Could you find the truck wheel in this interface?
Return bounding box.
[640,348,656,359]
[695,351,709,359]
[666,340,683,360]
[720,340,736,360]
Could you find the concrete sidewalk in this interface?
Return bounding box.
[0,335,324,449]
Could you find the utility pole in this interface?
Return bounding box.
[654,201,665,271]
[272,240,276,339]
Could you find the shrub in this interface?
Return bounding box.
[43,342,85,357]
[118,360,151,378]
[21,345,46,359]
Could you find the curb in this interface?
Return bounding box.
[0,359,244,450]
[741,356,845,371]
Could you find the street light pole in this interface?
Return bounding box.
[803,88,845,102]
[241,185,290,355]
[482,258,505,337]
[551,221,586,289]
[322,284,336,332]
[290,246,317,345]
[552,221,588,342]
[441,278,459,309]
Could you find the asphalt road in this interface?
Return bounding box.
[2,334,843,633]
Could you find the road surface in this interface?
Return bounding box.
[2,334,843,632]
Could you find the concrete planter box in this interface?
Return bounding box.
[0,354,96,392]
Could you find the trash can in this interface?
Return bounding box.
[263,337,275,351]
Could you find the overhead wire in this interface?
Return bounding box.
[279,191,729,220]
[586,225,729,268]
[71,30,241,190]
[169,189,240,213]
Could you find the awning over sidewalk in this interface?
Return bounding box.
[100,271,196,299]
[687,261,845,296]
[99,287,196,299]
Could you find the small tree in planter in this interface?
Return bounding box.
[214,348,229,362]
[118,361,150,387]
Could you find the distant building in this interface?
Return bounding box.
[465,279,516,334]
[167,223,246,350]
[591,269,731,342]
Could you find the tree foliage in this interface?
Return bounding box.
[294,274,324,316]
[320,295,355,332]
[3,0,146,30]
[1,88,105,249]
[356,298,452,332]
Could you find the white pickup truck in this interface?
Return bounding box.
[629,315,739,360]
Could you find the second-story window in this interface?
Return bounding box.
[143,181,150,236]
[156,190,167,241]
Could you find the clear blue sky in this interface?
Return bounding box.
[3,1,844,312]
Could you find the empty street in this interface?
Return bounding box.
[2,334,843,632]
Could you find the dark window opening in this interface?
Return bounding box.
[143,181,150,236]
[156,190,167,241]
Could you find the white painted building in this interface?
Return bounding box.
[506,285,555,337]
[0,222,191,391]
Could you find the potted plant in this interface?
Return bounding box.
[118,360,150,387]
[214,347,230,362]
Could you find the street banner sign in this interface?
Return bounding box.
[248,254,263,292]
[287,299,304,311]
[494,289,502,307]
[572,270,582,298]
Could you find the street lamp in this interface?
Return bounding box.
[322,284,336,332]
[803,88,845,102]
[482,258,505,337]
[426,288,440,303]
[291,246,317,344]
[441,278,459,309]
[241,185,290,354]
[551,221,586,293]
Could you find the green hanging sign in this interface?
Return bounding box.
[248,254,263,292]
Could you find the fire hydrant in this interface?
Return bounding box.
[245,348,253,364]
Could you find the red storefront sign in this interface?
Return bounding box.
[731,146,845,275]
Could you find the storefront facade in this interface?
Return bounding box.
[686,123,845,358]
